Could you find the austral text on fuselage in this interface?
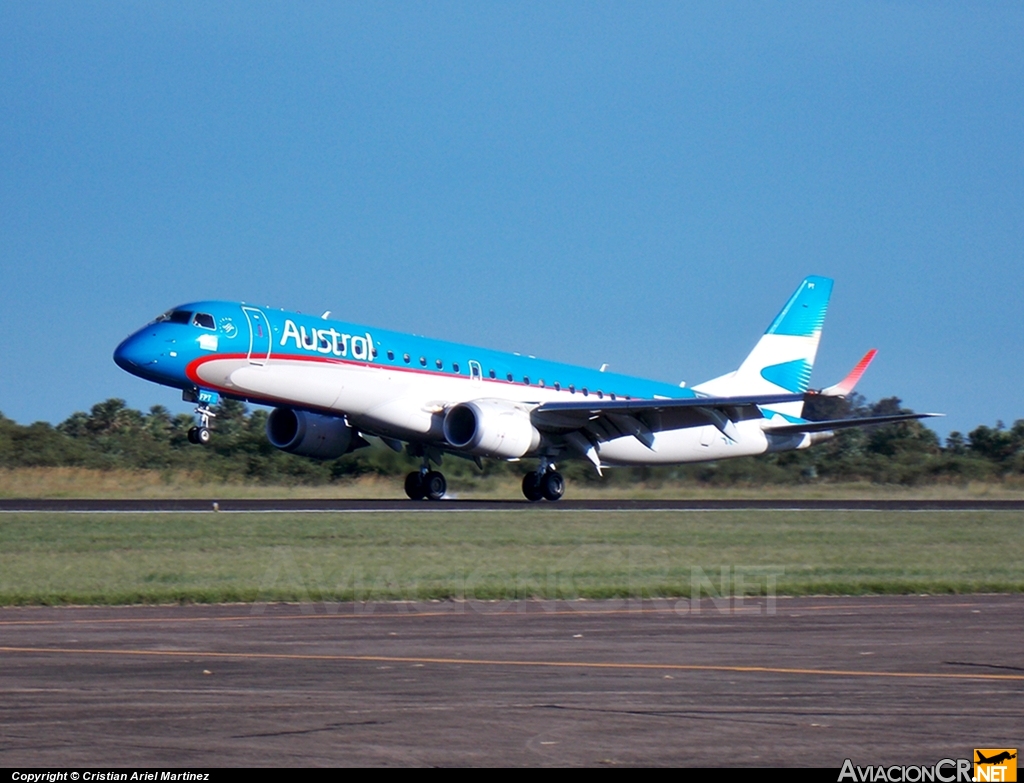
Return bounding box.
[280,319,374,360]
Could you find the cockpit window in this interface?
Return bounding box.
[156,310,193,324]
[193,313,216,330]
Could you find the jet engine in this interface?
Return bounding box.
[266,408,354,459]
[443,399,541,459]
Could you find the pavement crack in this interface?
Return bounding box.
[532,704,803,727]
[232,720,382,738]
[945,661,1024,672]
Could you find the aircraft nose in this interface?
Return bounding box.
[113,332,156,373]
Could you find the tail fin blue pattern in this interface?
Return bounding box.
[693,276,833,418]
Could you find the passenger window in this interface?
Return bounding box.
[523,377,530,385]
[582,388,589,396]
[419,357,427,366]
[436,359,443,369]
[387,350,394,360]
[489,369,496,379]
[554,383,560,391]
[452,363,460,373]
[403,354,411,363]
[507,372,514,382]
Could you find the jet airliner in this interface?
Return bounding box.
[113,276,937,500]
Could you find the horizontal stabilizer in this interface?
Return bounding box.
[765,412,943,435]
[818,349,877,397]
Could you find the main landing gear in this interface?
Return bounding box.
[522,461,564,502]
[402,447,565,503]
[187,403,215,446]
[404,468,447,501]
[404,445,447,501]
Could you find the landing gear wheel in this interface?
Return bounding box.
[522,472,543,502]
[541,471,565,501]
[423,471,447,501]
[188,426,211,445]
[404,471,426,500]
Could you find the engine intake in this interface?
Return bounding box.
[443,400,541,459]
[266,408,354,459]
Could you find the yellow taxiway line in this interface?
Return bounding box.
[1,645,1021,682]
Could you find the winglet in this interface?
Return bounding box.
[818,349,877,398]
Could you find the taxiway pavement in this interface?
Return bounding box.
[0,596,1020,766]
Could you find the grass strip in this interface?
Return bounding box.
[0,510,1021,605]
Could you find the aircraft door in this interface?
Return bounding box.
[469,360,483,387]
[242,306,271,365]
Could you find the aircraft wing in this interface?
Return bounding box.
[534,393,804,417]
[531,393,805,446]
[816,349,877,397]
[763,412,943,434]
[531,395,941,452]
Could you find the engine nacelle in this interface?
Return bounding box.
[443,399,541,459]
[266,408,354,459]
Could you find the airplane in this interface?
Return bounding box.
[113,275,938,501]
[976,752,1017,765]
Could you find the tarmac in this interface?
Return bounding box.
[0,595,1021,766]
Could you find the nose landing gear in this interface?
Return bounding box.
[187,403,216,446]
[187,426,211,445]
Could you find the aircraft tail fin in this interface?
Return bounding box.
[693,276,833,419]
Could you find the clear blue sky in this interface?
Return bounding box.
[2,2,1022,439]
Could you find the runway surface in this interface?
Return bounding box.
[3,497,1024,512]
[0,596,1021,766]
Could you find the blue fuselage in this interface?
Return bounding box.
[114,301,695,412]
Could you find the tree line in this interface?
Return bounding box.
[0,395,1021,487]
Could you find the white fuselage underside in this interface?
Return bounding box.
[195,357,809,467]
